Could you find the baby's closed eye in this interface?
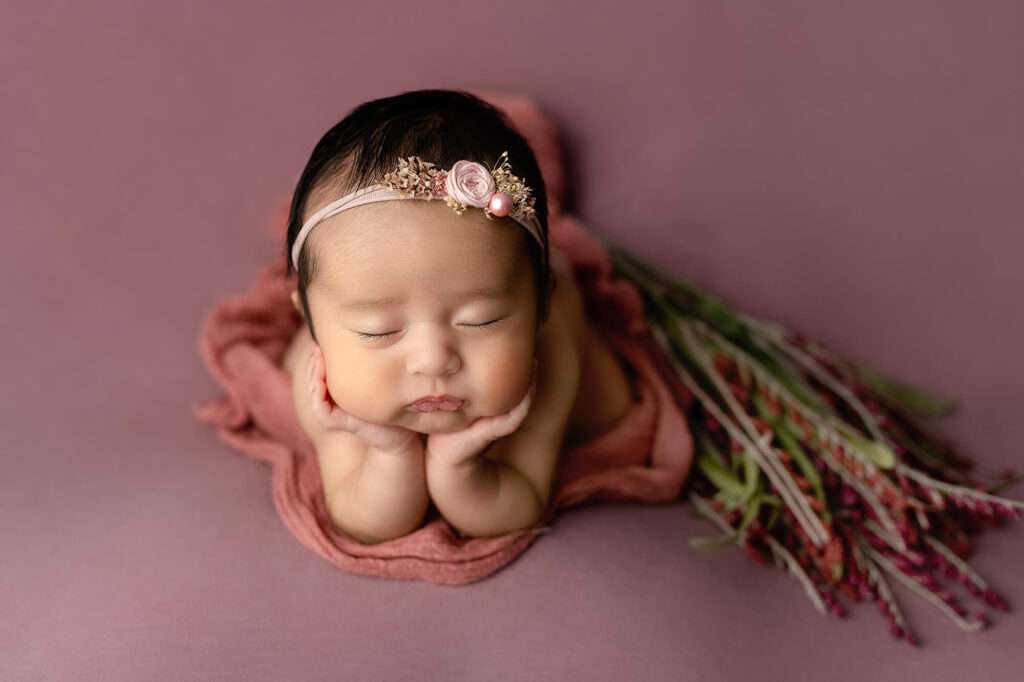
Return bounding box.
[354,317,506,341]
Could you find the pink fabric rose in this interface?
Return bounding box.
[444,160,496,208]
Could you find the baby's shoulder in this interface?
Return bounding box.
[545,245,586,351]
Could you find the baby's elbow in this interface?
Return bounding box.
[342,527,389,545]
[333,516,416,545]
[326,494,419,545]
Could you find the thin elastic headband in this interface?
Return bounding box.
[290,151,543,270]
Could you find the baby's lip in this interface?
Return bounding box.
[408,395,465,412]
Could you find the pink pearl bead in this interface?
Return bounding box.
[488,192,512,217]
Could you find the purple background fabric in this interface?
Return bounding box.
[3,1,1023,679]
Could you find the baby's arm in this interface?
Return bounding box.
[426,310,581,538]
[317,431,429,545]
[303,349,429,544]
[426,436,544,539]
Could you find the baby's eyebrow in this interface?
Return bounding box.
[338,295,404,310]
[338,285,514,310]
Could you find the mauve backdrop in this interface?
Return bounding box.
[2,1,1022,680]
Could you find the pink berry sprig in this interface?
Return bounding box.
[923,535,1010,613]
[849,539,920,646]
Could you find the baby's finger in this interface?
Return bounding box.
[309,365,325,405]
[517,384,535,415]
[507,375,535,416]
[307,348,322,386]
[313,348,326,379]
[509,381,536,421]
[313,389,348,431]
[310,381,331,423]
[311,353,338,407]
[308,362,337,425]
[477,390,533,442]
[501,390,533,433]
[306,353,317,387]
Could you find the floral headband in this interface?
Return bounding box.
[290,150,541,270]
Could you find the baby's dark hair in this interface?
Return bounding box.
[284,89,553,344]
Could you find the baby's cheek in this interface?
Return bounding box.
[476,345,535,414]
[324,359,386,422]
[322,361,349,408]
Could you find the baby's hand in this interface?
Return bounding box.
[307,346,421,455]
[426,362,537,468]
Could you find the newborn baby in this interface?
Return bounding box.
[277,90,634,544]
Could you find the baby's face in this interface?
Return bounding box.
[302,199,541,434]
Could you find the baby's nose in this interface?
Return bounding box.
[405,331,461,377]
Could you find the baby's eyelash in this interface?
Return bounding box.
[356,331,394,340]
[354,318,504,342]
[468,317,504,329]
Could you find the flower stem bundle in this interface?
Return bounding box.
[605,243,1024,647]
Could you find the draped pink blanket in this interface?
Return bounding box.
[194,92,695,584]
